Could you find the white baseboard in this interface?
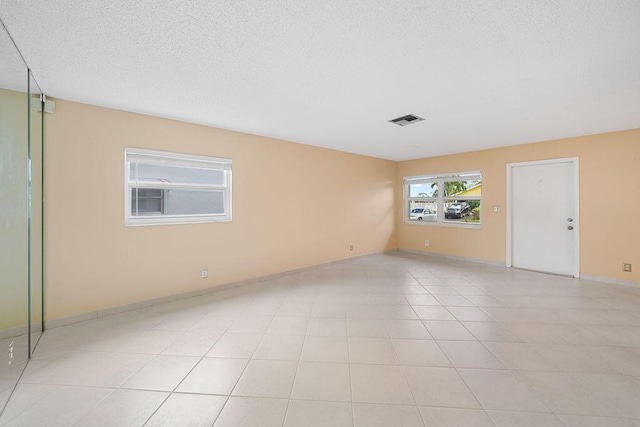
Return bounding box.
[0,325,28,341]
[580,273,640,289]
[44,249,394,330]
[0,322,44,340]
[398,248,506,267]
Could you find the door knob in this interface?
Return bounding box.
[567,226,574,230]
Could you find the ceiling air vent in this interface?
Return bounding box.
[389,114,424,127]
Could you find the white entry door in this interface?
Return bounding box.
[507,158,579,277]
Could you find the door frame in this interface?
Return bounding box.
[506,157,580,278]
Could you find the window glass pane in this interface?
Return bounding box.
[163,190,224,215]
[409,182,438,197]
[130,163,224,186]
[443,200,481,223]
[442,179,482,197]
[408,201,437,222]
[131,188,163,215]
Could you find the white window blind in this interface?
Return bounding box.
[125,148,232,226]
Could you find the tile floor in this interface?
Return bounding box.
[2,252,640,426]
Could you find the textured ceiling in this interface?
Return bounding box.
[1,0,639,161]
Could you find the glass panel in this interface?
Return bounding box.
[130,163,224,186]
[444,200,481,223]
[407,201,437,222]
[28,71,44,356]
[408,182,437,198]
[0,22,30,413]
[131,189,163,215]
[442,179,482,197]
[164,190,224,215]
[131,189,225,216]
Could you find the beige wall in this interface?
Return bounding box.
[45,100,398,321]
[44,97,639,321]
[397,128,640,283]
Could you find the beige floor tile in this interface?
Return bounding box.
[437,341,505,369]
[300,336,349,363]
[344,294,377,305]
[176,358,247,395]
[161,331,223,356]
[558,414,638,427]
[21,351,153,387]
[189,315,236,332]
[458,368,548,412]
[122,355,200,391]
[0,384,111,426]
[586,346,640,376]
[413,306,457,321]
[266,316,309,335]
[511,370,608,416]
[345,304,381,319]
[435,295,475,307]
[486,410,565,426]
[483,342,559,371]
[377,305,419,320]
[392,339,451,367]
[347,318,388,338]
[145,393,227,427]
[311,303,346,318]
[277,302,313,317]
[462,321,523,342]
[348,338,399,365]
[446,306,494,321]
[284,400,353,427]
[306,318,347,337]
[350,364,414,405]
[291,362,351,402]
[206,333,262,358]
[419,407,493,427]
[571,372,640,418]
[232,359,297,398]
[424,285,459,295]
[74,389,168,427]
[252,334,304,361]
[404,366,480,408]
[213,396,288,427]
[227,315,274,334]
[423,321,476,341]
[529,343,615,373]
[374,294,410,305]
[353,403,423,427]
[314,293,347,304]
[384,319,432,339]
[404,295,441,306]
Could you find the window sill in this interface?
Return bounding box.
[403,219,482,230]
[125,216,232,227]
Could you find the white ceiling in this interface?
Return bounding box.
[1,0,639,161]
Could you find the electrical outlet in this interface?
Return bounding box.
[424,240,429,247]
[493,206,501,213]
[201,269,208,279]
[349,245,354,251]
[623,263,632,272]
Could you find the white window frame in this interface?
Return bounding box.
[125,148,232,226]
[404,171,482,228]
